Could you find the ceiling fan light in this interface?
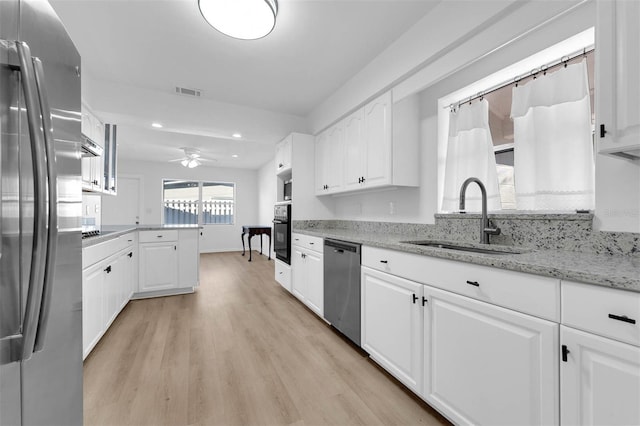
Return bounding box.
[181,159,189,167]
[198,0,278,40]
[187,159,200,168]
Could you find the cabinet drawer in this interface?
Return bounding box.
[562,281,640,347]
[83,236,129,269]
[139,230,178,243]
[275,259,291,292]
[362,245,560,321]
[291,233,322,253]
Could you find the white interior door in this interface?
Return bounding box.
[102,176,141,225]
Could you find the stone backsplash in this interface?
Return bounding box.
[294,213,639,256]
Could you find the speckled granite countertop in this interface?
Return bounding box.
[293,227,640,293]
[82,224,201,248]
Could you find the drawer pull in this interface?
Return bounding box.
[157,235,163,238]
[466,280,480,287]
[608,314,636,324]
[380,260,388,264]
[561,345,570,362]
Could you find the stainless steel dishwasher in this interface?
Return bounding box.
[324,239,361,346]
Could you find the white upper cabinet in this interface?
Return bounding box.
[363,91,393,187]
[343,108,365,191]
[596,0,640,159]
[275,135,292,174]
[315,122,344,195]
[315,90,420,195]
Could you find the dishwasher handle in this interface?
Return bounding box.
[324,239,360,253]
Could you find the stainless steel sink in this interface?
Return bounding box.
[402,240,526,255]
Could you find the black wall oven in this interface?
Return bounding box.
[273,203,291,264]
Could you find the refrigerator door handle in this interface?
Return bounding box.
[14,41,49,361]
[32,57,58,352]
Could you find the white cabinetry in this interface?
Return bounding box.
[82,262,105,359]
[360,245,561,425]
[596,0,640,159]
[275,135,292,174]
[423,285,558,426]
[81,233,136,359]
[560,326,640,426]
[560,281,640,426]
[139,231,179,293]
[291,233,324,317]
[275,259,292,292]
[343,109,365,191]
[362,91,392,187]
[137,229,199,296]
[361,266,423,393]
[315,124,344,194]
[81,102,105,192]
[315,90,419,195]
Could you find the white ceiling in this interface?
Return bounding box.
[50,0,439,169]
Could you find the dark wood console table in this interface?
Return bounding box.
[241,225,271,262]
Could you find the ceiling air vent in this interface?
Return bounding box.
[175,86,202,98]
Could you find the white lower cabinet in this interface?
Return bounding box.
[82,229,197,359]
[560,281,640,426]
[423,285,559,426]
[560,326,640,426]
[275,258,292,292]
[82,262,105,359]
[361,266,423,393]
[139,242,178,292]
[291,238,324,317]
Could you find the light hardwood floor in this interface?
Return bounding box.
[84,251,450,426]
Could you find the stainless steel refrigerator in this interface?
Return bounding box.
[0,0,83,424]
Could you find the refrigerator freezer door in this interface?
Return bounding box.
[19,1,83,425]
[0,2,26,424]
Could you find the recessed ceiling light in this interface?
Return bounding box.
[152,122,163,128]
[198,0,278,40]
[231,154,239,158]
[232,133,242,138]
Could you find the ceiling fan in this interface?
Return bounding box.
[169,147,216,168]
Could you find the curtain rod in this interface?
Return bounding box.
[448,45,595,111]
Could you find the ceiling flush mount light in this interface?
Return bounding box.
[152,122,163,128]
[232,132,242,138]
[198,0,278,40]
[231,154,239,158]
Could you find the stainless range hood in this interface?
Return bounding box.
[81,134,104,157]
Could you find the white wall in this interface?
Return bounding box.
[257,157,277,232]
[115,159,259,252]
[310,0,639,233]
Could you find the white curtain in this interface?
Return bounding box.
[511,60,595,210]
[442,99,501,212]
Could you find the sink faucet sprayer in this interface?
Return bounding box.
[459,177,501,244]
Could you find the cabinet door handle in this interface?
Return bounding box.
[128,252,133,258]
[608,314,636,324]
[379,260,388,264]
[412,294,418,304]
[422,297,428,306]
[600,124,607,138]
[466,280,480,287]
[561,345,570,362]
[104,265,112,274]
[174,245,177,250]
[361,176,366,182]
